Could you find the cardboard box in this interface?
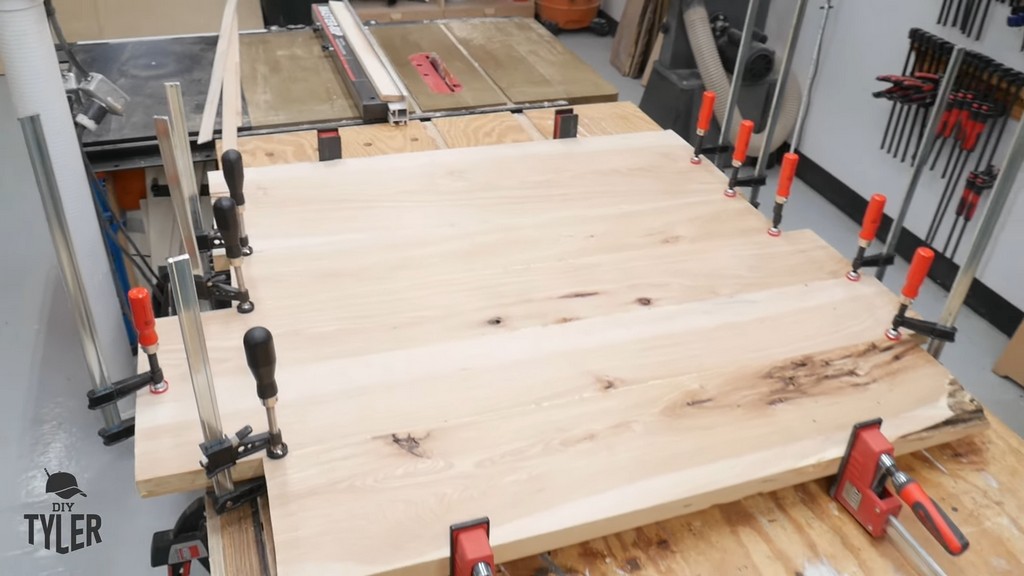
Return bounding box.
[994,322,1024,386]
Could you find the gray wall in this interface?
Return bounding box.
[770,0,1024,311]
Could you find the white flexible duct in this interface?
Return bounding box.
[682,0,802,155]
[0,0,132,377]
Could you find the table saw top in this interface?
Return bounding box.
[75,17,616,152]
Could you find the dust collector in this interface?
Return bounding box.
[639,0,802,158]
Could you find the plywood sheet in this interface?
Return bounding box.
[525,102,662,139]
[431,112,534,148]
[240,30,360,128]
[216,131,320,168]
[49,0,264,42]
[337,121,440,157]
[446,18,618,104]
[138,131,980,575]
[371,24,507,112]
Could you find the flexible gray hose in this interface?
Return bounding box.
[682,0,803,155]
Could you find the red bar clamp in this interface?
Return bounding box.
[767,152,799,237]
[553,108,579,139]
[846,194,893,281]
[831,419,969,556]
[450,518,494,576]
[885,247,956,342]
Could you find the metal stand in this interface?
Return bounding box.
[876,47,966,281]
[749,0,810,207]
[19,114,124,438]
[927,109,1024,359]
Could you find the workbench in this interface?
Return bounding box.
[74,17,616,167]
[136,102,1024,575]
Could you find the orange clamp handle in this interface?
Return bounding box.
[128,287,158,348]
[776,153,799,200]
[902,247,934,300]
[859,194,887,242]
[896,480,969,556]
[697,91,716,134]
[733,120,754,165]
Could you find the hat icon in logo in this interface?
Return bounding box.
[44,469,87,500]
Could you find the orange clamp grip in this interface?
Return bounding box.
[902,247,934,300]
[776,153,799,199]
[732,120,754,165]
[896,480,969,556]
[128,287,158,348]
[697,91,716,134]
[859,194,886,242]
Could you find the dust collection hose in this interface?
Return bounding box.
[683,0,803,155]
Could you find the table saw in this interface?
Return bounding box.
[74,15,616,168]
[126,100,1024,576]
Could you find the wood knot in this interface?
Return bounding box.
[636,297,653,306]
[487,316,503,326]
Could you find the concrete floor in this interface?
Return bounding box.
[1,32,1021,576]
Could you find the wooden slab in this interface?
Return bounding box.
[337,120,440,158]
[371,24,507,112]
[240,30,360,128]
[525,102,662,139]
[216,131,319,168]
[139,131,982,575]
[446,18,618,105]
[430,111,534,148]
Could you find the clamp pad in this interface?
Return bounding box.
[450,517,493,576]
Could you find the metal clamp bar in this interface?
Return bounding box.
[790,0,834,153]
[19,114,122,430]
[927,110,1024,359]
[155,117,204,277]
[876,47,966,281]
[167,254,233,495]
[749,0,810,206]
[165,83,210,277]
[716,0,762,167]
[887,517,947,576]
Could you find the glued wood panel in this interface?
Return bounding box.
[138,131,982,575]
[525,102,662,139]
[371,24,507,112]
[446,18,618,105]
[430,112,534,148]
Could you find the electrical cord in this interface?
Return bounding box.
[43,0,89,79]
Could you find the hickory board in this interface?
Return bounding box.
[137,130,983,575]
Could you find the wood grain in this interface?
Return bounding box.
[431,112,533,148]
[138,130,982,575]
[216,131,319,168]
[337,120,440,158]
[371,24,507,112]
[205,496,268,576]
[525,102,662,139]
[240,31,360,128]
[446,18,618,105]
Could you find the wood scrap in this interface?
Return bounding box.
[221,13,241,151]
[198,0,241,144]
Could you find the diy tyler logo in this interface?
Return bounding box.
[24,469,103,554]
